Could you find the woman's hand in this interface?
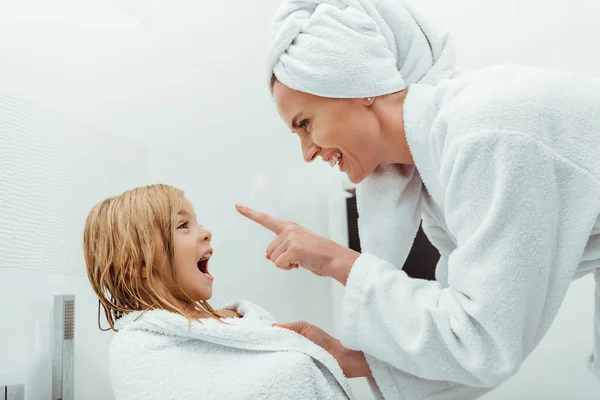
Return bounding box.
[235,204,360,285]
[274,320,372,379]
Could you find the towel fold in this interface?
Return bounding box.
[109,300,354,399]
[267,0,455,98]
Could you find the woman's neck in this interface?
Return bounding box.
[378,89,415,166]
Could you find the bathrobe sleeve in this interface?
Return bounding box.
[421,203,456,285]
[340,130,600,389]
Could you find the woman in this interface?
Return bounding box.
[84,184,355,400]
[235,0,600,398]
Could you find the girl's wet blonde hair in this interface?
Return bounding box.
[83,184,220,331]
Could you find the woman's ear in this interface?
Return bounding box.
[363,96,375,106]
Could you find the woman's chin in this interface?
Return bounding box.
[348,162,382,184]
[346,169,366,184]
[347,175,361,184]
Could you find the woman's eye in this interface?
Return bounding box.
[177,221,189,229]
[299,120,309,130]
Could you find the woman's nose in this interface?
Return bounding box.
[302,143,319,163]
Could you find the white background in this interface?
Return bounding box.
[0,0,599,399]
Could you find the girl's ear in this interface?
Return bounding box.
[140,263,149,279]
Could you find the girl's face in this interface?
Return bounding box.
[154,198,214,303]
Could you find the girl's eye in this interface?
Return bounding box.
[177,221,189,229]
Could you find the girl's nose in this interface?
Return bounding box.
[198,228,212,242]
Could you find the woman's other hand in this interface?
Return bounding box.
[274,320,372,379]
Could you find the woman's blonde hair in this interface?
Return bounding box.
[83,184,220,331]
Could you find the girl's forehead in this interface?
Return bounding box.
[178,199,196,214]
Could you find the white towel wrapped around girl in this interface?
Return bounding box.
[83,184,355,400]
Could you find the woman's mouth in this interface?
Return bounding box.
[328,151,343,169]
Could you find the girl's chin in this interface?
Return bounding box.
[194,293,212,302]
[186,288,212,303]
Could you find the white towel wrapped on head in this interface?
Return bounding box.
[267,0,456,98]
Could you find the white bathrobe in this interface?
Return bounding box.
[341,65,600,399]
[110,300,354,400]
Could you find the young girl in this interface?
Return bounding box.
[83,184,355,400]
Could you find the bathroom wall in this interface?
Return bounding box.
[0,0,335,398]
[2,0,600,399]
[329,0,600,398]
